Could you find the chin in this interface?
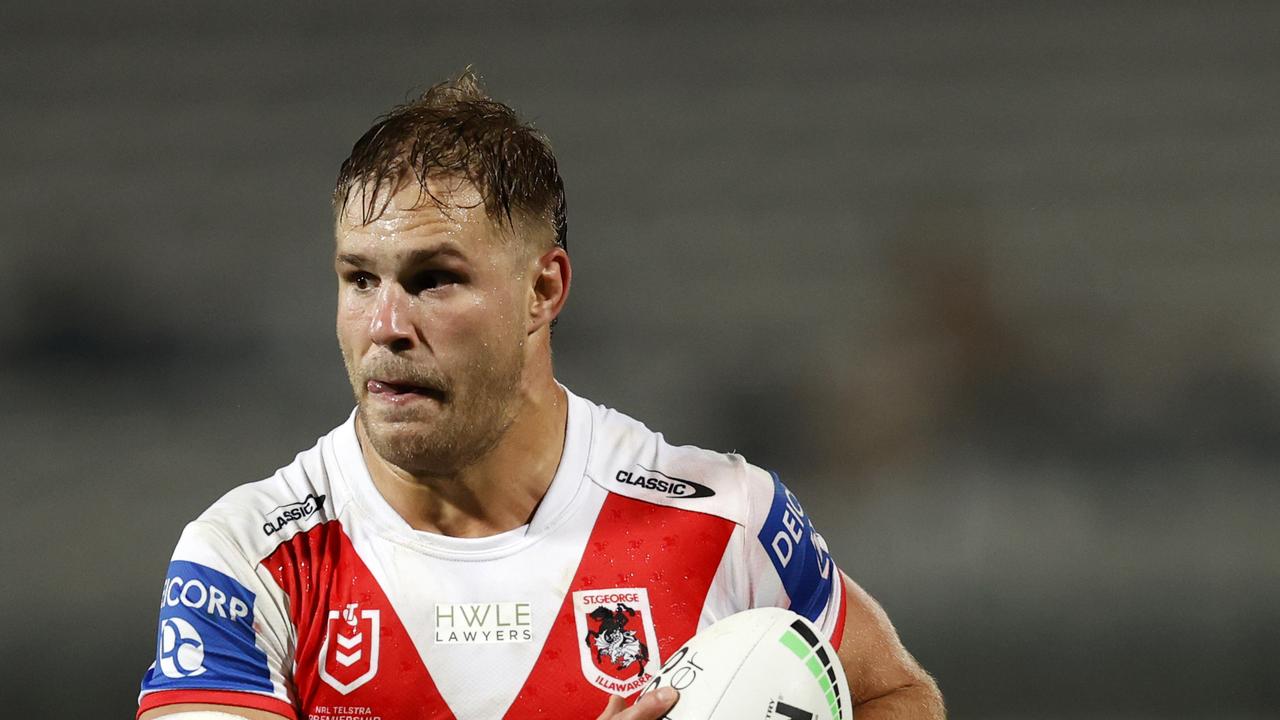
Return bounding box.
[361,406,435,442]
[359,408,463,474]
[355,378,520,475]
[364,420,443,471]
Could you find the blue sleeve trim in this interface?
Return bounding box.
[756,471,837,622]
[140,560,274,694]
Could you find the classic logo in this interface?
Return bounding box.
[262,493,326,535]
[318,603,380,694]
[572,588,661,696]
[614,466,715,499]
[157,617,206,679]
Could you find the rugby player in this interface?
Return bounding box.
[138,71,944,720]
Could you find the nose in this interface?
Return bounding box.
[368,283,415,349]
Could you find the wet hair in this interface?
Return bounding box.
[333,69,567,250]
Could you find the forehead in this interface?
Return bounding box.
[335,178,500,254]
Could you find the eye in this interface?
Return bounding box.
[346,271,376,290]
[407,270,461,294]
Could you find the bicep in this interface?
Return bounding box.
[835,572,935,705]
[139,703,293,720]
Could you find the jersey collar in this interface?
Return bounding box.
[330,385,594,558]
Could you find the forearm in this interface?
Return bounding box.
[852,679,945,720]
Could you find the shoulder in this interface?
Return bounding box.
[177,419,349,566]
[579,395,779,529]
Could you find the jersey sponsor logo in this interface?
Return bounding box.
[161,567,253,622]
[614,466,715,499]
[142,560,272,692]
[758,472,835,623]
[262,492,326,536]
[319,603,380,694]
[158,616,206,678]
[572,588,661,696]
[433,601,534,644]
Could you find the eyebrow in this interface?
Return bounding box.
[335,246,469,268]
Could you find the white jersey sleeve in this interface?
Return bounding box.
[138,518,295,715]
[739,463,845,637]
[581,398,848,645]
[692,460,846,645]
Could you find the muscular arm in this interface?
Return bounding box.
[837,572,945,719]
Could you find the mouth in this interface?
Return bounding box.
[366,379,446,404]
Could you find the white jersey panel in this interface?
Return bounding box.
[323,389,606,720]
[583,405,751,527]
[580,399,845,639]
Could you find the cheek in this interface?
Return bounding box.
[336,297,370,351]
[439,298,521,360]
[340,290,365,316]
[478,290,526,339]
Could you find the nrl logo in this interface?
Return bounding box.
[572,588,661,696]
[318,602,380,694]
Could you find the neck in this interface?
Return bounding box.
[357,372,569,538]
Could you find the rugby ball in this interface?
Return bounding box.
[637,607,851,720]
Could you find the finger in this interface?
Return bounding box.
[595,694,627,720]
[622,687,679,720]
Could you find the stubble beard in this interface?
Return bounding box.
[345,343,527,478]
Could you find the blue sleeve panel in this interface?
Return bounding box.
[756,472,838,623]
[140,560,274,694]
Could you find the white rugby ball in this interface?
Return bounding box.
[638,607,851,720]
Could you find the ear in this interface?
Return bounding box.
[527,246,571,334]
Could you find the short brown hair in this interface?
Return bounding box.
[333,70,567,249]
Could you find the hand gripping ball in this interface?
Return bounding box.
[637,607,852,720]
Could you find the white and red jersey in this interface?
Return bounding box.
[139,388,846,720]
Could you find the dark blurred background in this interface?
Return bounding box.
[3,1,1278,718]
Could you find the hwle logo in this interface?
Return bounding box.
[614,466,715,499]
[434,602,533,644]
[262,493,326,536]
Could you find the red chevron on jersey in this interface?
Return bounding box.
[264,521,456,720]
[504,494,735,716]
